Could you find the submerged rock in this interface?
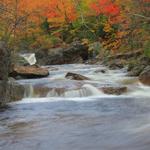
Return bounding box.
[101,86,127,95]
[65,72,90,80]
[10,65,49,79]
[139,66,150,86]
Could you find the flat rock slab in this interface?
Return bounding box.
[65,72,90,80]
[10,65,49,79]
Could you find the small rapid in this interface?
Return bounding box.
[17,64,150,102]
[1,64,150,150]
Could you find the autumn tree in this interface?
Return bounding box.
[45,0,77,24]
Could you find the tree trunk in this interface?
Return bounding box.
[0,41,11,106]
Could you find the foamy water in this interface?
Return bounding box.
[16,64,150,103]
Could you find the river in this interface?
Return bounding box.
[1,64,150,150]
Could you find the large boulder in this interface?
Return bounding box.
[8,82,25,102]
[65,72,90,80]
[36,41,89,65]
[10,65,49,79]
[139,66,150,86]
[101,86,127,95]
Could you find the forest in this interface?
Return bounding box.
[0,0,149,54]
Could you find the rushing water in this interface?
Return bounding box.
[1,64,150,150]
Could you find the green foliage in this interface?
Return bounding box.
[59,15,116,43]
[41,18,50,33]
[144,41,150,57]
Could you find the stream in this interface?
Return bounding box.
[1,64,150,150]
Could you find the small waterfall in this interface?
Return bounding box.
[128,82,150,97]
[64,89,87,97]
[20,53,37,65]
[47,89,65,97]
[82,84,103,95]
[46,84,103,98]
[24,85,36,98]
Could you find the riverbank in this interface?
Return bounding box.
[90,50,150,86]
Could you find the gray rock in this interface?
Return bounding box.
[36,42,88,65]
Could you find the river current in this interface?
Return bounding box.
[0,64,150,150]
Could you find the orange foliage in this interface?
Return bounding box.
[45,0,77,24]
[90,0,120,17]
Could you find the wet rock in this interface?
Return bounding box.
[10,65,49,79]
[36,41,88,65]
[65,72,90,80]
[139,66,150,86]
[101,86,127,95]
